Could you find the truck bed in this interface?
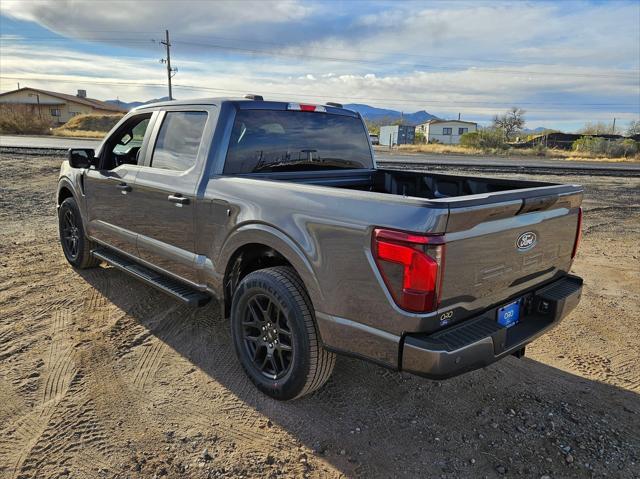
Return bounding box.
[247,167,566,201]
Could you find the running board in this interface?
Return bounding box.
[92,248,211,307]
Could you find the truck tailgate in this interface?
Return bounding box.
[438,185,583,318]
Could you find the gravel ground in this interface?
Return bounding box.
[0,153,639,479]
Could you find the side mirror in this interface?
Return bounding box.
[68,148,96,169]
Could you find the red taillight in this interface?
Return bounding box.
[571,207,583,259]
[372,228,445,313]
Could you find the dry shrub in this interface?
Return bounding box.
[0,104,54,134]
[573,137,639,158]
[57,113,124,133]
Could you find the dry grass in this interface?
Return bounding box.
[51,128,107,138]
[393,144,640,162]
[51,113,123,138]
[397,143,485,156]
[0,105,53,134]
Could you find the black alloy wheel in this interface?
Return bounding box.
[60,207,80,260]
[241,293,294,379]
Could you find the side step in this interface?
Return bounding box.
[92,248,211,307]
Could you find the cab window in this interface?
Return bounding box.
[102,114,152,170]
[150,111,208,171]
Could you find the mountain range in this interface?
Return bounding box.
[342,104,439,125]
[106,97,171,110]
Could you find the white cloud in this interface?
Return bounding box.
[0,0,638,129]
[2,0,313,36]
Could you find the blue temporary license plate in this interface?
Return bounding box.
[497,299,521,328]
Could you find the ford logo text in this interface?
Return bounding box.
[516,231,537,251]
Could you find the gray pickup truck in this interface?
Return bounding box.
[57,97,584,400]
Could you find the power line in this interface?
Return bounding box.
[7,30,640,75]
[1,75,637,114]
[3,34,638,80]
[170,38,639,80]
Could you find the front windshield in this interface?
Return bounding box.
[224,109,373,174]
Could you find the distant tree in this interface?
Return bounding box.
[626,120,640,136]
[579,121,621,135]
[364,120,380,136]
[492,107,526,141]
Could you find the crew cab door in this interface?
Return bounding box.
[132,108,211,283]
[84,112,156,256]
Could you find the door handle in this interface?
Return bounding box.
[116,183,131,193]
[168,194,190,205]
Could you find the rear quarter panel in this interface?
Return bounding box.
[199,176,449,335]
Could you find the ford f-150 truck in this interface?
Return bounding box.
[57,96,583,400]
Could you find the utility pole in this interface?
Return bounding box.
[28,92,42,119]
[160,29,177,100]
[612,117,616,134]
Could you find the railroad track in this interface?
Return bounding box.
[3,145,639,177]
[376,160,640,177]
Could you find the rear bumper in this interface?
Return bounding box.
[401,274,583,379]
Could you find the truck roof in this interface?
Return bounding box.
[132,97,358,117]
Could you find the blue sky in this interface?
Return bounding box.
[1,0,638,131]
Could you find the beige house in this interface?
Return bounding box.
[0,87,126,124]
[415,119,478,145]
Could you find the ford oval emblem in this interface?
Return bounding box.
[516,231,537,251]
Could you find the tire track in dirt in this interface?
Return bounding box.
[17,389,116,478]
[42,310,77,405]
[0,305,80,478]
[130,304,183,390]
[606,353,640,392]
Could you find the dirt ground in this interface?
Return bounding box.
[1,153,639,479]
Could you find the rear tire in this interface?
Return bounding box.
[230,266,335,400]
[58,197,99,269]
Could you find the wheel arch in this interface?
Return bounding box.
[219,224,324,319]
[57,178,78,207]
[57,185,74,206]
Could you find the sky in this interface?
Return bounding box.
[0,0,639,131]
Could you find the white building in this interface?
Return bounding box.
[415,120,478,145]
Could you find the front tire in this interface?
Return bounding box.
[230,266,335,400]
[58,197,99,269]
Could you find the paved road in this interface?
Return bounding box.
[375,150,640,172]
[0,134,101,149]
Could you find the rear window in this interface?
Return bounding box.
[224,109,373,174]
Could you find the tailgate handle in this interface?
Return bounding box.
[519,195,559,214]
[168,194,190,205]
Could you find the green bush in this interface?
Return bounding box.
[573,137,639,158]
[459,131,480,147]
[0,104,53,134]
[460,129,506,149]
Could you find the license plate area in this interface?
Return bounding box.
[497,299,521,328]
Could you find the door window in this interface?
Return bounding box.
[151,111,208,171]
